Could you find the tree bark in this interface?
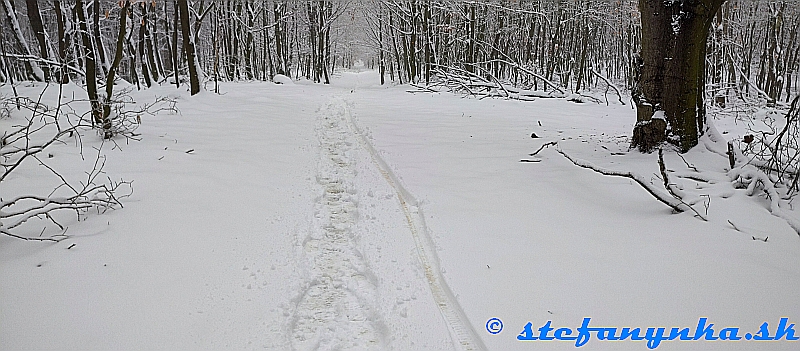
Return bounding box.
[25,0,49,81]
[138,3,152,88]
[172,1,179,88]
[178,0,200,95]
[104,1,130,127]
[75,0,103,133]
[92,0,108,77]
[54,1,70,83]
[632,0,726,153]
[1,0,43,81]
[273,3,286,76]
[145,3,160,82]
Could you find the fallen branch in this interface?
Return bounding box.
[1,146,132,242]
[590,68,625,105]
[529,141,559,156]
[0,86,139,242]
[658,148,687,200]
[554,147,705,218]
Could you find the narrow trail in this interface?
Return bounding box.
[342,99,487,351]
[290,95,486,350]
[290,98,386,350]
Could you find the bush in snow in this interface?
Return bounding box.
[739,96,800,197]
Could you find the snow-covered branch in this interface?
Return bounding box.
[0,87,151,242]
[553,147,705,219]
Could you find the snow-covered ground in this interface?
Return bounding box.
[1,71,798,351]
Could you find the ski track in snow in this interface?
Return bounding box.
[289,95,486,351]
[344,100,487,351]
[290,97,486,350]
[290,97,386,350]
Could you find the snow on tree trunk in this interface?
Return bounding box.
[632,0,726,153]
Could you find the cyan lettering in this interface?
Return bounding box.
[517,322,536,341]
[645,327,668,349]
[752,322,773,341]
[718,327,742,340]
[668,327,692,340]
[574,318,596,347]
[619,328,645,341]
[538,320,555,340]
[693,318,718,340]
[774,318,799,341]
[597,328,619,340]
[554,327,577,341]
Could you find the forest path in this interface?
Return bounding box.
[290,96,385,350]
[290,94,486,351]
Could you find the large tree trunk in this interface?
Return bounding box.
[178,0,201,95]
[632,0,725,153]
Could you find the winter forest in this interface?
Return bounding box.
[2,0,800,350]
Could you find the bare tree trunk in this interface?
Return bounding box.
[321,2,330,84]
[103,0,131,132]
[125,9,140,90]
[75,0,103,132]
[92,0,108,77]
[263,4,273,80]
[213,1,218,92]
[274,2,286,75]
[178,0,201,95]
[54,0,70,83]
[25,0,49,81]
[139,3,152,87]
[163,1,174,76]
[172,1,179,88]
[378,10,384,85]
[1,0,43,81]
[632,0,726,153]
[145,3,160,82]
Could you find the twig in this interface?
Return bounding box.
[555,148,706,220]
[727,219,741,232]
[529,141,558,156]
[590,68,625,105]
[676,152,699,172]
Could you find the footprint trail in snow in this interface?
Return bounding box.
[291,98,385,350]
[291,96,485,351]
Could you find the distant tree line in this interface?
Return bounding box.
[0,0,797,106]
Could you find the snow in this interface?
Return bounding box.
[1,71,799,350]
[273,74,294,85]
